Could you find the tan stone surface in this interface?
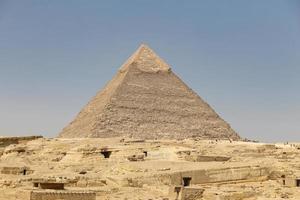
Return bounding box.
[0,137,300,199]
[59,44,239,140]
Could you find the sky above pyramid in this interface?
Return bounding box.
[0,1,299,142]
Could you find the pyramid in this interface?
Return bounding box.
[59,44,240,140]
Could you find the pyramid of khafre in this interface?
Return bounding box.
[59,44,240,140]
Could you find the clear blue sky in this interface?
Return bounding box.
[0,0,299,142]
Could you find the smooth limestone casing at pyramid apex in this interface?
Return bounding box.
[58,44,240,140]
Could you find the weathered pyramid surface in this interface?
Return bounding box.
[59,44,240,140]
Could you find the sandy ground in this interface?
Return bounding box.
[0,138,299,199]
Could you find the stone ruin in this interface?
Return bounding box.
[17,189,96,200]
[32,179,66,190]
[0,136,42,147]
[0,137,300,199]
[171,186,205,200]
[127,154,145,161]
[282,174,300,187]
[0,166,33,175]
[16,178,96,200]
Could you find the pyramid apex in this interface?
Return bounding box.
[137,43,159,54]
[119,44,170,73]
[138,43,151,50]
[139,43,148,48]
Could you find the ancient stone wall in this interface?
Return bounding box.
[185,155,231,162]
[181,187,204,200]
[30,191,96,200]
[284,177,300,187]
[38,183,64,190]
[136,165,270,186]
[170,166,270,185]
[168,186,204,200]
[17,190,96,200]
[0,136,42,147]
[0,166,33,175]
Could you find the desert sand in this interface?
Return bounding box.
[0,137,299,199]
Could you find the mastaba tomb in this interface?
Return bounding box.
[59,44,240,140]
